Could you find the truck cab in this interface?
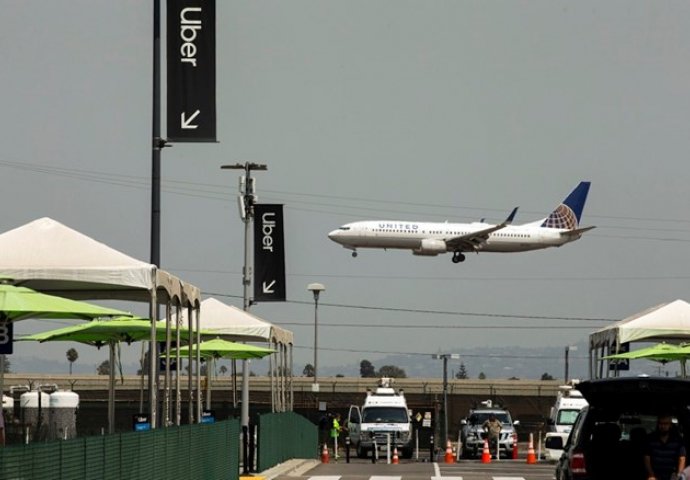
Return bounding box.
[347,377,413,459]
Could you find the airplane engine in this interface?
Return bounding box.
[413,239,447,256]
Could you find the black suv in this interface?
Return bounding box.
[551,377,690,480]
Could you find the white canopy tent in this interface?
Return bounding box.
[0,217,203,426]
[589,299,690,378]
[175,297,294,412]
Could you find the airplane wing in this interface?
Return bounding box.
[445,208,517,251]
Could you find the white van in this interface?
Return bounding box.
[346,378,413,459]
[543,382,588,461]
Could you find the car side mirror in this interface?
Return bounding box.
[513,420,520,426]
[460,419,467,425]
[545,436,564,450]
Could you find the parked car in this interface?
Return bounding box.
[552,377,690,480]
[459,404,519,458]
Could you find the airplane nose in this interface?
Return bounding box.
[327,229,338,240]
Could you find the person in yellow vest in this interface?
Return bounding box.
[331,413,343,459]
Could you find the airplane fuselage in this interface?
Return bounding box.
[329,220,578,254]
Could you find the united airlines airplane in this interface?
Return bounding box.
[328,181,594,264]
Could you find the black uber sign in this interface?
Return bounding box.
[253,204,286,302]
[166,0,216,142]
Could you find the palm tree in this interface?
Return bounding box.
[66,348,79,375]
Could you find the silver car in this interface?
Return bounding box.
[459,408,519,458]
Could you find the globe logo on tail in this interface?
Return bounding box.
[542,204,578,229]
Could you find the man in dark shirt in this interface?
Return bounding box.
[644,414,686,480]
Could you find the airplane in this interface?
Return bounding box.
[327,181,594,264]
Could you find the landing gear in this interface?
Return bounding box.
[452,251,466,264]
[351,251,358,258]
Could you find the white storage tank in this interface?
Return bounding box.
[49,390,79,440]
[2,394,13,428]
[20,390,50,442]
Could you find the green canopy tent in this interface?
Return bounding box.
[166,338,275,409]
[0,279,133,413]
[19,317,194,434]
[0,282,132,321]
[603,342,690,376]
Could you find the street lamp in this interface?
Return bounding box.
[307,283,325,388]
[565,345,578,383]
[221,162,267,434]
[433,353,460,445]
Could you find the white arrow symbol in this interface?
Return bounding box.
[181,110,200,129]
[262,280,276,294]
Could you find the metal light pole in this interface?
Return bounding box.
[221,162,267,431]
[433,353,460,444]
[307,283,325,387]
[565,345,578,383]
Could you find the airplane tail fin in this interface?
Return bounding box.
[541,181,591,229]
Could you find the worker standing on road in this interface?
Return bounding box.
[331,413,343,460]
[483,413,502,457]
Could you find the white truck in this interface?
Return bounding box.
[543,382,588,461]
[346,378,413,459]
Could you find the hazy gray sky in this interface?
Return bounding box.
[2,1,690,377]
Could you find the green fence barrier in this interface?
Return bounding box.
[0,420,240,480]
[257,412,317,472]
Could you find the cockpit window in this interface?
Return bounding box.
[339,227,351,231]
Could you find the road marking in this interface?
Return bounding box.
[370,477,401,480]
[433,463,441,477]
[432,477,463,480]
[493,477,526,480]
[309,476,341,480]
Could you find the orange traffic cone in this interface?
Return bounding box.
[444,440,454,464]
[392,447,399,464]
[526,433,537,464]
[481,439,491,464]
[512,433,518,460]
[321,443,329,463]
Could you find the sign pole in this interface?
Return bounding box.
[148,0,164,430]
[221,163,267,431]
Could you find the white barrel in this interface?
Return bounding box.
[20,391,50,442]
[20,391,49,410]
[49,390,79,409]
[49,390,79,440]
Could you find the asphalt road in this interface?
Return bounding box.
[274,458,557,480]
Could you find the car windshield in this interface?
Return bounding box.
[362,407,409,423]
[557,409,582,426]
[469,412,512,425]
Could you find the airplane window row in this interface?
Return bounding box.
[493,233,530,238]
[370,229,529,239]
